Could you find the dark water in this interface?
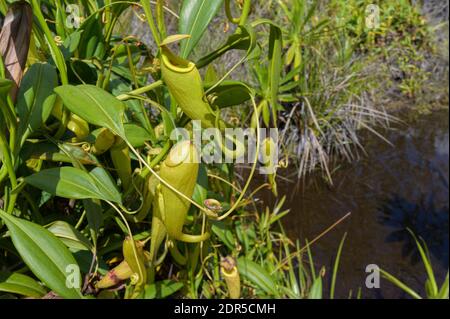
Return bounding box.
[276,109,449,299]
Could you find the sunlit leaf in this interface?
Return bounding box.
[47,221,92,252]
[0,210,83,299]
[179,0,224,58]
[143,280,184,299]
[54,84,126,138]
[25,167,121,203]
[308,275,323,299]
[0,272,47,298]
[16,63,57,145]
[237,257,279,297]
[196,25,256,68]
[124,123,152,148]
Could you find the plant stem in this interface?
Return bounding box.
[225,0,252,25]
[239,0,252,26]
[116,80,163,101]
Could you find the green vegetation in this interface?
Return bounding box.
[381,231,449,299]
[0,0,447,299]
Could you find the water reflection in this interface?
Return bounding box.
[276,109,449,299]
[379,194,449,268]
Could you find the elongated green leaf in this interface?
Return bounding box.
[409,231,438,296]
[61,30,83,59]
[77,13,105,59]
[89,167,122,204]
[237,257,279,297]
[47,221,92,252]
[380,268,422,299]
[204,81,252,108]
[211,221,235,250]
[22,142,99,166]
[252,19,282,114]
[0,79,13,104]
[0,272,47,298]
[196,25,256,68]
[437,272,449,299]
[308,275,323,299]
[0,210,83,299]
[179,0,224,58]
[0,79,12,125]
[192,164,208,205]
[143,280,184,299]
[330,232,347,299]
[124,123,152,148]
[268,24,282,110]
[54,84,126,138]
[17,63,57,145]
[25,167,102,200]
[25,167,121,203]
[82,198,104,246]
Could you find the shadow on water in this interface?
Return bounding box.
[262,109,449,299]
[379,194,448,269]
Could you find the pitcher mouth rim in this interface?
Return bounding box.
[161,51,196,74]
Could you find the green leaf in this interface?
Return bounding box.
[143,280,184,299]
[380,268,422,299]
[330,233,347,299]
[62,30,83,59]
[0,272,47,298]
[77,14,105,59]
[308,275,323,299]
[89,167,122,204]
[408,231,438,296]
[211,221,235,250]
[124,123,152,148]
[237,257,279,297]
[25,167,102,200]
[204,64,218,83]
[204,81,252,108]
[82,199,104,246]
[16,63,57,145]
[47,221,92,252]
[196,25,257,68]
[268,24,282,109]
[0,210,83,299]
[179,0,224,58]
[54,84,126,138]
[67,60,97,85]
[0,79,13,104]
[192,164,208,205]
[252,19,282,118]
[0,79,12,124]
[437,272,449,299]
[25,167,121,203]
[20,141,99,166]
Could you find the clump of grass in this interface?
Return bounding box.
[246,0,442,180]
[252,0,396,181]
